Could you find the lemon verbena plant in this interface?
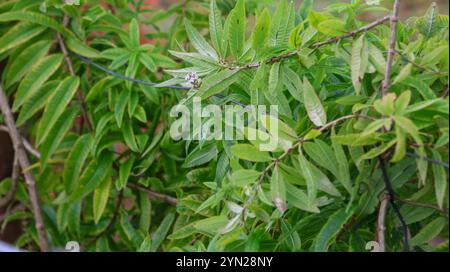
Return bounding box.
[0,0,448,252]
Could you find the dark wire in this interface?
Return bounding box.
[379,157,410,252]
[69,51,191,90]
[406,152,449,170]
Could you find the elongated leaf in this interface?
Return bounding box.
[0,22,45,54]
[150,213,175,252]
[351,35,368,95]
[312,209,354,252]
[117,158,135,190]
[198,69,240,99]
[93,176,111,224]
[298,152,319,201]
[185,19,218,60]
[252,8,270,51]
[271,167,287,213]
[431,150,447,209]
[269,0,295,46]
[13,54,64,111]
[4,40,51,88]
[40,107,78,168]
[16,81,57,126]
[122,120,139,152]
[303,77,327,126]
[69,152,113,202]
[129,18,140,49]
[63,134,94,193]
[231,144,273,162]
[209,0,224,57]
[228,0,245,58]
[0,11,76,38]
[230,169,260,187]
[410,217,448,247]
[37,76,80,145]
[183,142,218,168]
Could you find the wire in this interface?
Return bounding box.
[406,152,449,170]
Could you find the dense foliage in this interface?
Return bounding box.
[0,0,448,252]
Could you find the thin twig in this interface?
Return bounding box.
[127,183,178,205]
[378,157,409,252]
[395,197,449,216]
[57,15,93,132]
[0,125,41,158]
[382,0,400,96]
[0,85,49,252]
[376,194,389,252]
[0,155,19,209]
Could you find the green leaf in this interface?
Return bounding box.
[70,152,113,202]
[312,209,354,252]
[37,76,80,145]
[227,0,246,58]
[298,152,319,201]
[271,167,287,213]
[285,182,320,213]
[115,89,131,128]
[268,62,280,95]
[39,107,78,168]
[4,39,51,88]
[303,77,327,126]
[63,134,93,192]
[139,53,157,72]
[393,64,412,85]
[13,54,64,111]
[0,11,76,38]
[93,176,111,224]
[209,0,224,57]
[252,8,270,52]
[139,192,152,233]
[317,19,346,36]
[303,140,339,178]
[183,143,218,168]
[150,213,175,252]
[410,217,447,247]
[283,66,303,102]
[16,81,57,126]
[351,35,369,95]
[230,169,260,187]
[431,150,447,209]
[184,19,218,60]
[117,158,135,190]
[0,22,46,54]
[192,216,229,236]
[269,0,295,46]
[230,144,273,162]
[331,129,352,193]
[122,120,140,152]
[391,125,407,163]
[129,18,140,49]
[198,69,240,99]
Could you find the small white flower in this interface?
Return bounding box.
[185,72,201,88]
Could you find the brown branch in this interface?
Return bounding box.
[242,15,390,70]
[376,194,389,252]
[382,0,400,96]
[0,85,49,252]
[395,197,449,216]
[0,155,19,209]
[56,15,93,132]
[127,183,178,205]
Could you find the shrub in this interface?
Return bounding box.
[0,0,448,252]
